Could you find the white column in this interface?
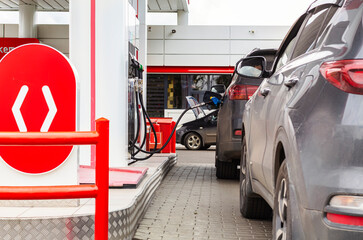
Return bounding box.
[19,4,37,38]
[177,10,189,25]
[138,0,147,104]
[136,0,148,157]
[70,0,129,167]
[96,0,129,167]
[70,0,91,165]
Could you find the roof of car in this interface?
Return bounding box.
[308,0,344,12]
[248,49,277,57]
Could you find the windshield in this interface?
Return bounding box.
[186,96,206,119]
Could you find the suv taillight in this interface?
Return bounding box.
[320,60,363,94]
[229,84,259,100]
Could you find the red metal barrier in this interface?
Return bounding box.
[149,118,176,153]
[146,120,161,151]
[0,118,109,240]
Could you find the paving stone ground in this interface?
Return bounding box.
[133,157,272,240]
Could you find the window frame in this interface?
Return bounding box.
[271,13,309,74]
[270,4,338,76]
[290,5,337,60]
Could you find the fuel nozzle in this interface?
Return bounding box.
[202,90,223,109]
[129,53,144,79]
[210,96,221,107]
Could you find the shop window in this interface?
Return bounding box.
[147,74,166,117]
[147,74,231,117]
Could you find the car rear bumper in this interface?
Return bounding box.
[218,139,241,161]
[297,207,363,239]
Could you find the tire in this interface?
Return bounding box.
[240,136,271,219]
[273,161,292,240]
[184,132,202,150]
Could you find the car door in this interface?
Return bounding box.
[248,78,271,182]
[261,5,339,191]
[203,110,218,144]
[248,14,308,185]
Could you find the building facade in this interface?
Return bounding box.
[146,25,290,118]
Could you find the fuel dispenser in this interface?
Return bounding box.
[127,56,223,164]
[128,53,144,159]
[124,0,222,164]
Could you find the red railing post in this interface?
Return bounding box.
[95,118,109,240]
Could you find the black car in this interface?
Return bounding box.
[176,96,218,150]
[239,0,363,239]
[215,48,276,179]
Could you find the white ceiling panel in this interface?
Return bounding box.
[148,0,161,11]
[0,0,69,11]
[56,0,68,9]
[45,0,64,10]
[34,0,54,10]
[168,0,177,11]
[0,1,11,8]
[0,0,186,12]
[1,0,18,8]
[148,0,188,12]
[157,0,171,11]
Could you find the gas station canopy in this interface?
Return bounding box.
[148,0,188,12]
[0,0,69,11]
[0,0,188,12]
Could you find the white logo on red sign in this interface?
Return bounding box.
[12,85,57,132]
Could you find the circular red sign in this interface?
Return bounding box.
[0,44,76,174]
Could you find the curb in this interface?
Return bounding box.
[0,156,177,240]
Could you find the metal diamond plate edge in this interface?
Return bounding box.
[0,156,177,240]
[0,199,80,207]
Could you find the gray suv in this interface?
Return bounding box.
[215,49,276,179]
[239,0,363,239]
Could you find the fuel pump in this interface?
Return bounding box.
[128,53,144,158]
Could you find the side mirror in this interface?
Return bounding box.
[236,56,267,78]
[210,84,226,94]
[203,91,222,109]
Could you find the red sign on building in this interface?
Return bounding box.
[0,38,39,60]
[0,44,76,174]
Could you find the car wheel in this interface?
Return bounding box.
[184,132,202,150]
[240,136,271,219]
[273,161,291,240]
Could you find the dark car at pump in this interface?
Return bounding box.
[176,96,218,150]
[215,48,276,179]
[239,0,363,239]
